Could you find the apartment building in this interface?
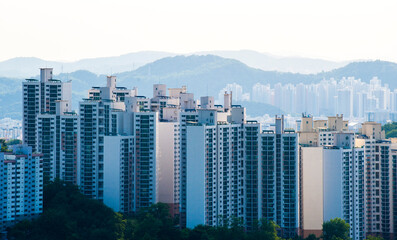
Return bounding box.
[299,114,349,147]
[20,68,315,239]
[356,122,394,239]
[259,116,299,238]
[37,101,79,184]
[22,68,72,152]
[0,145,43,231]
[184,109,299,238]
[244,120,260,230]
[186,109,246,228]
[299,116,365,240]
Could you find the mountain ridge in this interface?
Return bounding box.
[0,50,354,78]
[1,55,396,120]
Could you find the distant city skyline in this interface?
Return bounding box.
[1,0,397,62]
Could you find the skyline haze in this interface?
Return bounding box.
[1,0,396,62]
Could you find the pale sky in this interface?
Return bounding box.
[0,0,396,62]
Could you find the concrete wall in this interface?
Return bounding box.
[186,125,206,228]
[301,147,324,233]
[157,122,175,204]
[323,149,343,221]
[103,136,121,212]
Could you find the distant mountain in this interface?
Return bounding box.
[0,77,23,119]
[2,55,397,120]
[0,57,63,78]
[0,50,350,78]
[115,55,317,98]
[0,51,175,78]
[66,51,175,76]
[195,50,349,74]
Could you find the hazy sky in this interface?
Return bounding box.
[1,0,396,62]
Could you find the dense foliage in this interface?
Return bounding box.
[7,180,283,240]
[322,218,350,240]
[382,122,397,138]
[8,180,125,240]
[0,139,22,152]
[7,181,381,240]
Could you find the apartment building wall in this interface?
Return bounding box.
[158,122,177,206]
[132,112,158,209]
[79,100,113,200]
[300,147,323,238]
[37,110,79,184]
[363,139,394,239]
[244,121,260,229]
[186,123,245,228]
[23,68,71,153]
[186,125,206,228]
[259,118,299,239]
[103,136,135,213]
[178,111,199,227]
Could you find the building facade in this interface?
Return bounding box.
[37,101,79,184]
[259,116,299,238]
[22,68,72,152]
[0,145,43,231]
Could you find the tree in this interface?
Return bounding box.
[8,180,126,240]
[365,236,383,240]
[134,203,182,240]
[0,139,9,152]
[322,218,350,240]
[382,122,397,138]
[305,234,318,240]
[6,139,22,146]
[247,218,281,240]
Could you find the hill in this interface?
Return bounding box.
[0,50,349,78]
[2,55,397,120]
[115,55,316,97]
[0,51,175,78]
[195,50,348,74]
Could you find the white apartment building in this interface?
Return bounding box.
[186,112,245,228]
[259,116,299,239]
[184,107,299,239]
[356,122,395,239]
[0,145,43,231]
[299,116,365,240]
[22,68,72,152]
[103,135,135,213]
[37,101,80,184]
